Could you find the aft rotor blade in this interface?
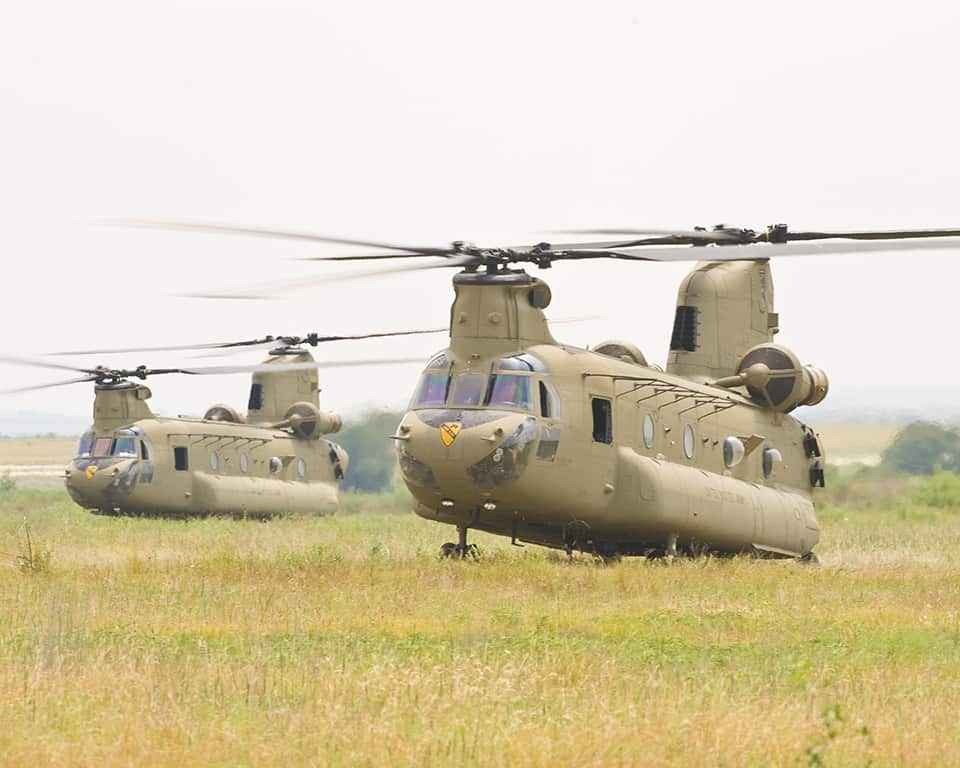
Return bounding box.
[114,220,456,256]
[785,227,960,241]
[554,228,740,241]
[0,375,99,395]
[552,237,960,263]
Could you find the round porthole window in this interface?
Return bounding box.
[209,452,219,471]
[642,414,655,449]
[269,457,282,474]
[683,424,695,459]
[297,458,307,479]
[723,436,745,468]
[763,447,782,479]
[239,453,249,473]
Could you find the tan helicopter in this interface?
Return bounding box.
[1,330,435,518]
[124,221,960,558]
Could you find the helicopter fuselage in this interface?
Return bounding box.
[397,343,822,557]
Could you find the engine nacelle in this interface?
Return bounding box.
[284,401,342,438]
[593,340,648,366]
[203,404,245,423]
[735,344,829,412]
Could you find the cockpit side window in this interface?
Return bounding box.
[411,372,451,408]
[539,380,562,418]
[486,375,533,411]
[76,431,94,458]
[450,373,487,407]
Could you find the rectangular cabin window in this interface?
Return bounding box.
[174,446,189,471]
[670,305,699,352]
[248,383,264,411]
[591,397,613,444]
[140,441,150,460]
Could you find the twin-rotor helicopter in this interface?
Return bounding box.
[8,221,960,560]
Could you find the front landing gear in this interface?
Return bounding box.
[440,525,479,560]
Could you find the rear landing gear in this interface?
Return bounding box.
[440,526,479,560]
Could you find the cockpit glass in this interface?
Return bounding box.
[411,372,451,408]
[451,373,487,406]
[425,351,450,369]
[92,437,113,457]
[498,353,547,373]
[112,437,138,458]
[485,374,532,411]
[77,432,94,458]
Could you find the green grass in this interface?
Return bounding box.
[2,486,960,766]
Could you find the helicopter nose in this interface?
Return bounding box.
[65,458,139,508]
[395,410,533,491]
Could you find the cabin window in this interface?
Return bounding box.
[248,383,264,411]
[683,424,695,459]
[297,458,307,479]
[269,457,282,474]
[411,372,451,408]
[239,453,249,473]
[209,452,219,472]
[451,373,487,406]
[174,446,189,471]
[486,375,533,411]
[76,432,94,458]
[92,437,113,457]
[763,447,782,479]
[591,398,613,444]
[670,305,699,352]
[723,436,745,468]
[642,414,655,449]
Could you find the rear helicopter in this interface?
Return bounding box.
[2,329,437,518]
[120,221,960,558]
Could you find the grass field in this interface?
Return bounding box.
[1,475,960,767]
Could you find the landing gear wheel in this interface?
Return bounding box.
[440,542,458,559]
[439,526,480,560]
[800,551,820,565]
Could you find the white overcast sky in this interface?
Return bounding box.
[1,1,959,430]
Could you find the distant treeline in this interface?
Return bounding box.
[335,410,404,493]
[882,421,960,475]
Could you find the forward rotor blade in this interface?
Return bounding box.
[785,227,960,241]
[171,357,427,376]
[0,376,98,395]
[0,355,97,375]
[113,220,456,256]
[554,228,740,241]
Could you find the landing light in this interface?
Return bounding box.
[440,498,455,508]
[482,501,497,512]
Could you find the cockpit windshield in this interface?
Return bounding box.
[486,374,532,410]
[450,373,487,406]
[112,436,138,458]
[91,437,113,457]
[411,372,451,408]
[76,431,94,458]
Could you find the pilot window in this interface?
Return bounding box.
[591,398,613,444]
[174,446,189,471]
[539,380,561,419]
[411,372,451,408]
[485,375,532,411]
[112,437,138,457]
